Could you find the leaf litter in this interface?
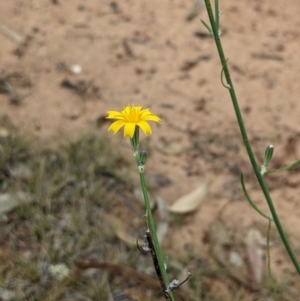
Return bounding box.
[168,183,207,214]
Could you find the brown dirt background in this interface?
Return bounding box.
[1,0,300,298]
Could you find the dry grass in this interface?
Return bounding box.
[0,120,298,301]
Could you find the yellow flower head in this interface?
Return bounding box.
[107,105,161,138]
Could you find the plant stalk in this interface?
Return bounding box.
[204,0,300,275]
[131,129,174,301]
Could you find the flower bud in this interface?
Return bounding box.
[263,145,274,168]
[140,151,148,165]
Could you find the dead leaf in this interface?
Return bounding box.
[116,228,137,247]
[168,184,206,214]
[245,229,265,287]
[104,214,136,247]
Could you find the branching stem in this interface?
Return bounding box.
[203,0,300,275]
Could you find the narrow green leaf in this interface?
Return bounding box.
[201,20,213,35]
[220,62,230,89]
[240,174,272,221]
[266,160,300,175]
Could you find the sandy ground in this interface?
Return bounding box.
[1,0,300,298]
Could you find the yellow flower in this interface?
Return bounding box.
[107,105,161,138]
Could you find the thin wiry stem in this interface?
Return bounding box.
[203,0,300,275]
[131,127,175,301]
[137,171,174,300]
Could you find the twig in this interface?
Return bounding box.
[146,229,172,301]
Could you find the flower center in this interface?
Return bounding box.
[125,107,140,123]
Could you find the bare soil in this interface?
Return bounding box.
[1,0,300,299]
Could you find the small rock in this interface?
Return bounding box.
[0,288,16,301]
[9,164,33,180]
[0,127,9,138]
[0,192,32,215]
[70,64,82,75]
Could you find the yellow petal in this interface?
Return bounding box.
[140,109,151,117]
[121,106,131,117]
[106,105,161,138]
[140,109,161,122]
[106,111,125,119]
[137,121,152,135]
[108,120,126,134]
[144,114,161,123]
[124,123,136,138]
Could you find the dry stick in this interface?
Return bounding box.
[146,228,172,301]
[76,260,187,300]
[75,260,161,289]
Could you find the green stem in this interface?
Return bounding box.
[204,0,300,275]
[266,219,278,299]
[131,130,175,301]
[139,171,174,301]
